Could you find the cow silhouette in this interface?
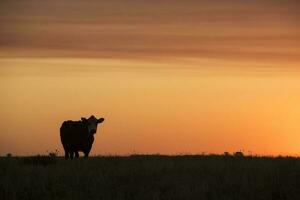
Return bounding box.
[60,115,104,159]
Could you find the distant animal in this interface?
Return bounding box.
[60,115,105,159]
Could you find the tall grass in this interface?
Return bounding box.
[1,155,300,200]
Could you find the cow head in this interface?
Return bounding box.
[81,115,105,135]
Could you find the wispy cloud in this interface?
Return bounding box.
[0,0,299,64]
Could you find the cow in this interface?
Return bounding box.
[60,115,105,159]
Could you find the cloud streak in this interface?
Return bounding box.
[1,0,299,65]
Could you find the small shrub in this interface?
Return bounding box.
[48,149,59,158]
[234,151,244,157]
[223,152,231,156]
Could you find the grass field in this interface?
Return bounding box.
[1,155,300,200]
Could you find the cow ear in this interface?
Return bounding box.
[97,118,104,123]
[81,117,87,122]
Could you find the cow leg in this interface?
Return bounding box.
[70,152,74,159]
[65,151,69,159]
[75,151,79,158]
[84,151,90,158]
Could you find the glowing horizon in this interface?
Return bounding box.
[1,0,300,156]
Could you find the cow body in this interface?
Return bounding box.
[60,116,104,159]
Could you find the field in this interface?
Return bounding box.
[1,155,300,200]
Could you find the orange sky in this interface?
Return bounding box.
[0,1,300,156]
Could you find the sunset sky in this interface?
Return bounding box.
[1,0,300,156]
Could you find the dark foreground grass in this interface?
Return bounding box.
[1,155,300,200]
